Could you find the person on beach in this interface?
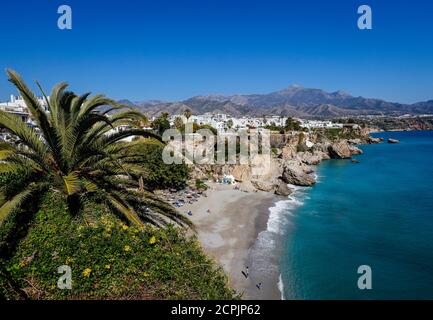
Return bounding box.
[241,266,249,279]
[256,282,262,290]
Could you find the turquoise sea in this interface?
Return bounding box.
[279,130,433,299]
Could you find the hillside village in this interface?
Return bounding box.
[1,94,346,135]
[167,113,344,132]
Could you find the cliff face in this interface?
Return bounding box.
[193,128,378,195]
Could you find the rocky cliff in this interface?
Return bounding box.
[191,128,379,196]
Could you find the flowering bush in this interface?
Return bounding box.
[0,193,236,300]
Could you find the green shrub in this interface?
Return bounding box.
[129,141,190,190]
[195,179,208,191]
[0,193,237,300]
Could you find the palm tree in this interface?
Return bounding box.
[0,70,191,228]
[173,116,184,130]
[183,109,192,120]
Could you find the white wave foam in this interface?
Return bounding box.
[260,183,312,299]
[266,187,308,235]
[278,274,285,300]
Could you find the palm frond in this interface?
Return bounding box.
[106,192,144,227]
[0,183,45,226]
[63,172,80,195]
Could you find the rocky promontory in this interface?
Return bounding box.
[192,127,380,195]
[281,166,316,186]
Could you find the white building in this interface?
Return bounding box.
[167,112,344,132]
[0,95,49,124]
[298,119,343,129]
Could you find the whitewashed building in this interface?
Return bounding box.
[167,112,343,132]
[0,95,49,124]
[298,119,343,129]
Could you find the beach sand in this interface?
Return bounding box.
[182,182,281,299]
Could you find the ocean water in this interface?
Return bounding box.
[278,130,433,299]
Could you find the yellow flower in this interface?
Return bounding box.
[65,257,73,264]
[104,264,111,269]
[123,245,131,252]
[122,225,129,231]
[149,236,157,245]
[143,272,149,277]
[82,268,92,277]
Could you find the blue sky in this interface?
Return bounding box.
[0,0,432,103]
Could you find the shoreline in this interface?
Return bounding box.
[182,182,281,299]
[180,130,387,299]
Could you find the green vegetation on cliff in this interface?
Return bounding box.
[0,193,236,300]
[128,139,190,191]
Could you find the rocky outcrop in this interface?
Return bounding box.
[327,141,363,159]
[280,145,297,160]
[250,179,293,196]
[274,181,293,196]
[299,150,330,165]
[367,137,382,144]
[192,130,375,196]
[388,138,400,144]
[347,138,362,145]
[251,180,275,192]
[189,165,208,180]
[349,145,363,155]
[281,166,316,186]
[327,141,353,159]
[230,164,251,182]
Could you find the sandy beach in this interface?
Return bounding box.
[182,182,281,299]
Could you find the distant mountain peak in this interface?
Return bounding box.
[332,90,351,97]
[289,84,303,89]
[281,84,304,92]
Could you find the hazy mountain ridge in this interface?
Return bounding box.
[123,85,433,118]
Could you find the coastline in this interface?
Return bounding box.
[182,182,281,299]
[180,128,388,299]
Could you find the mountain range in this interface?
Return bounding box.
[120,85,433,118]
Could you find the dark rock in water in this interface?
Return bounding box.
[349,145,363,155]
[367,137,381,144]
[328,141,352,159]
[388,138,400,144]
[281,166,316,186]
[274,181,293,196]
[351,159,360,164]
